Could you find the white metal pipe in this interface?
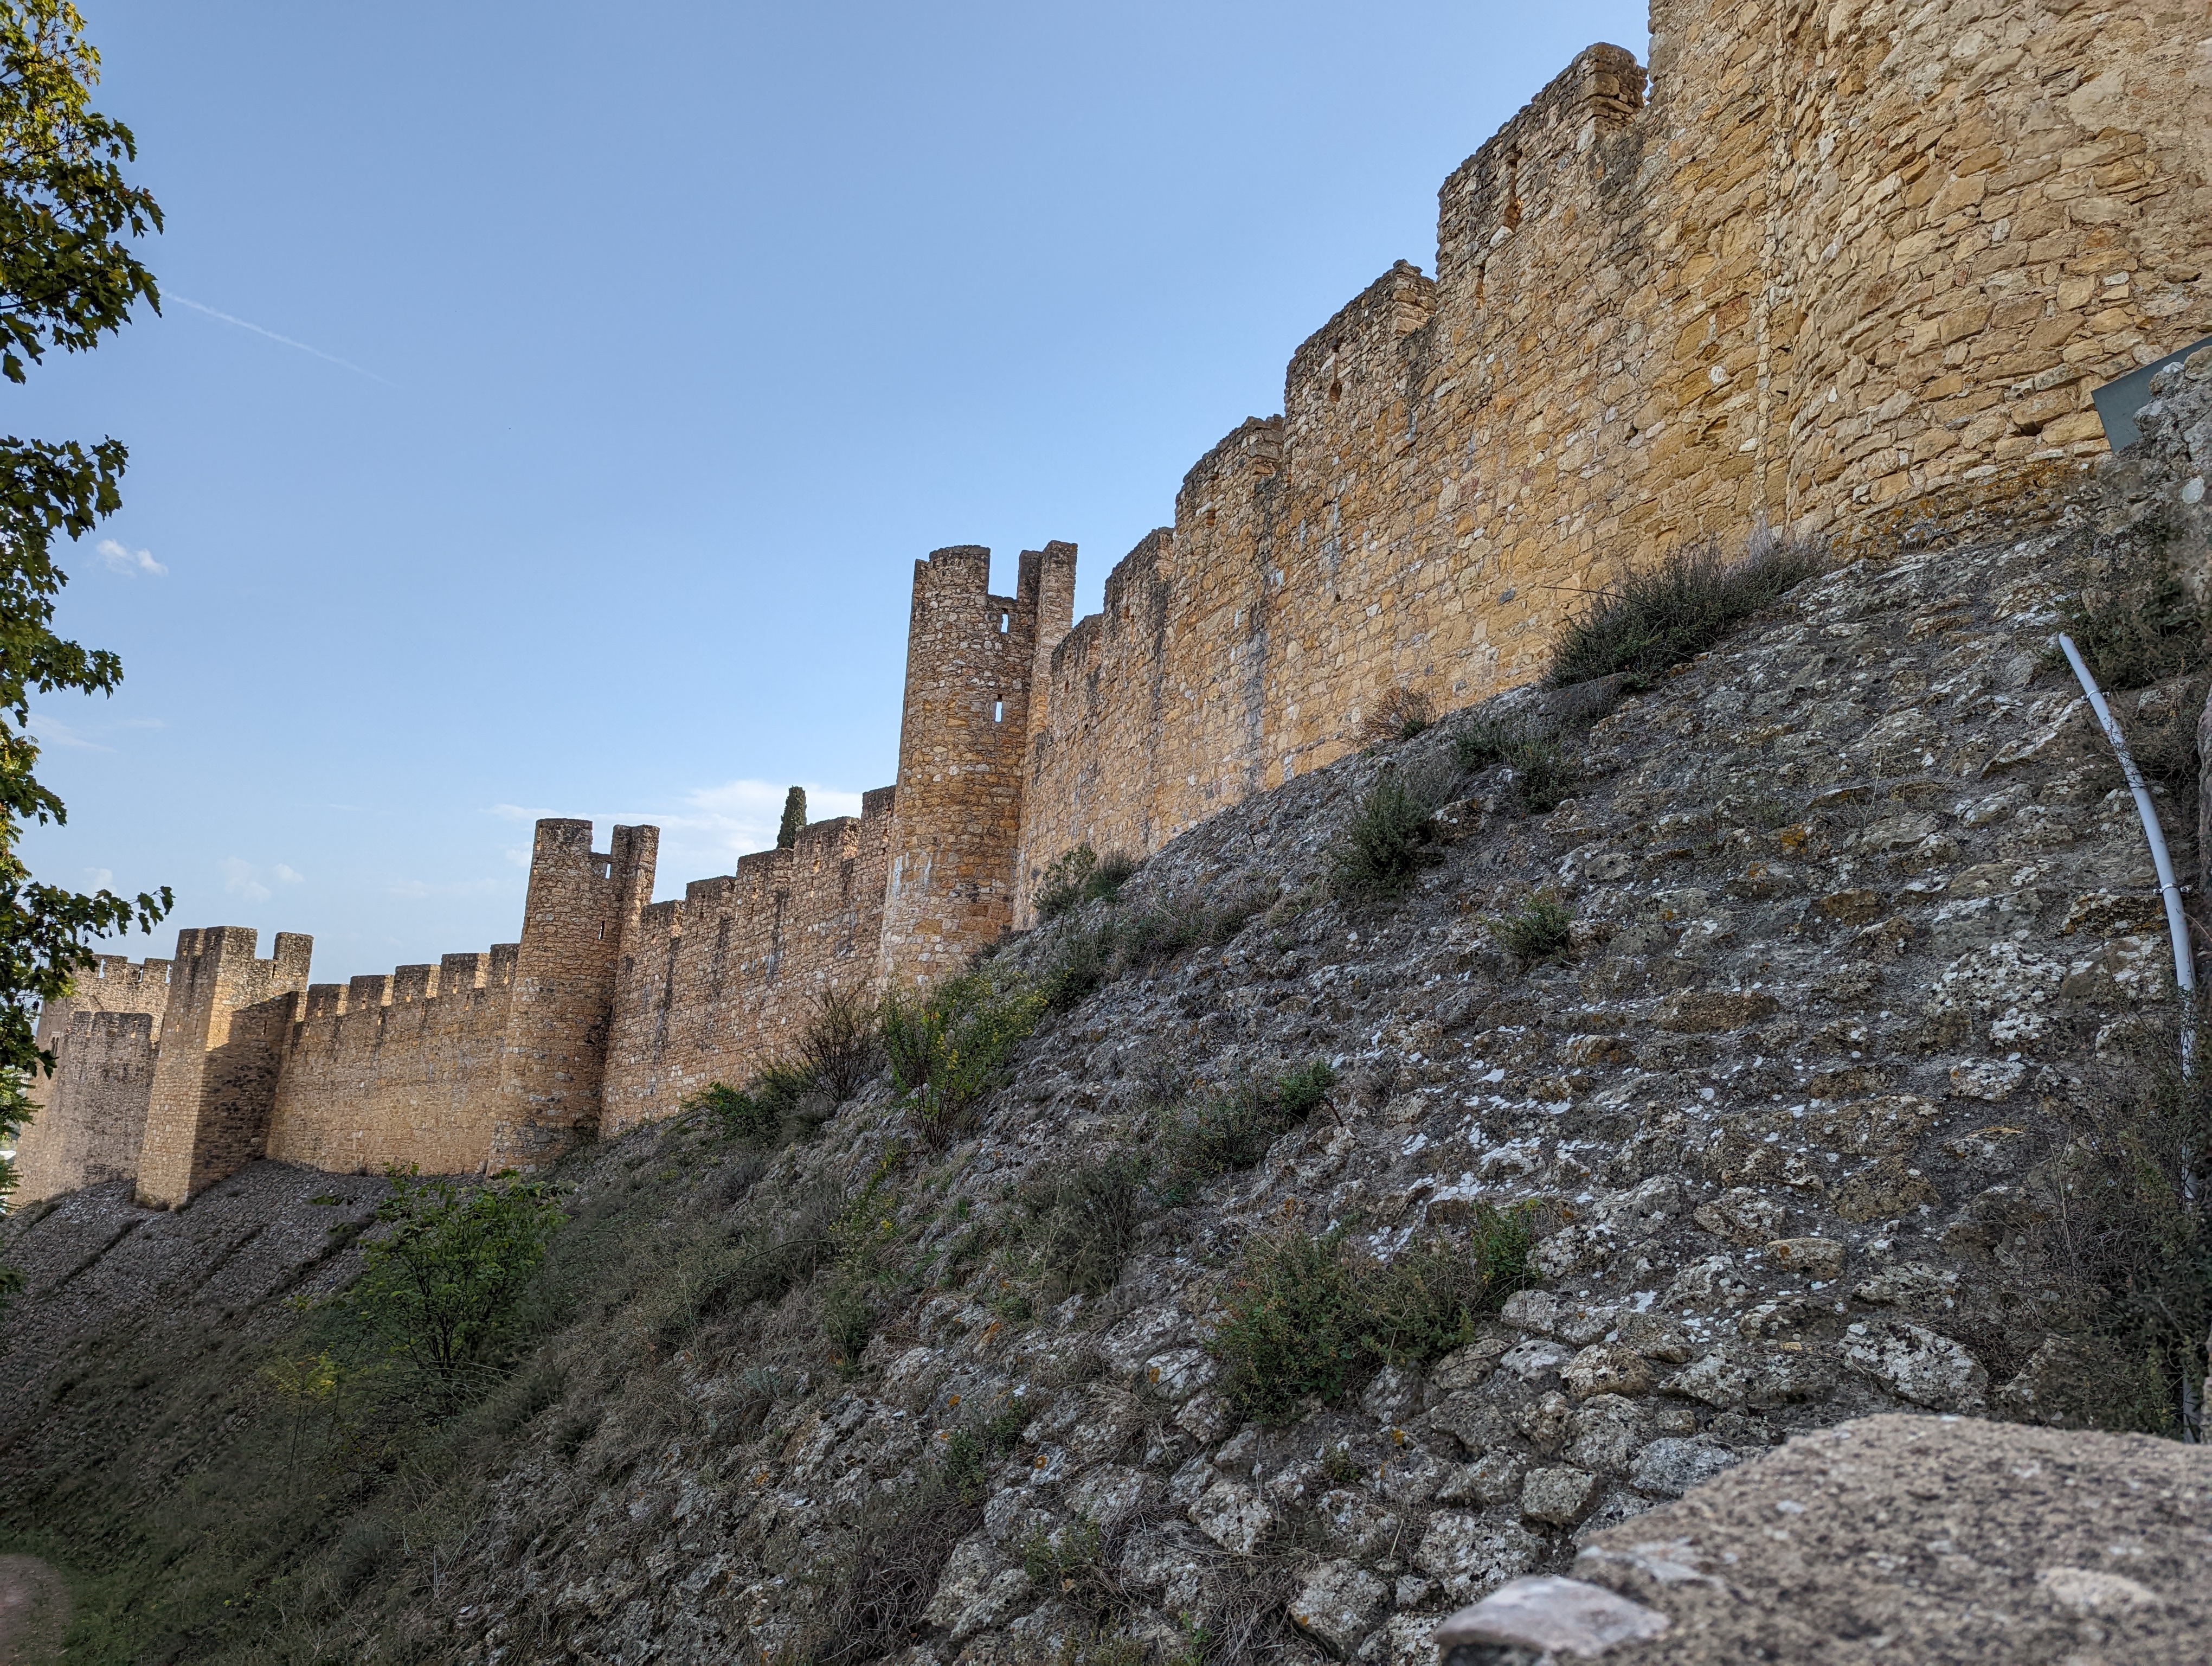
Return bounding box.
[2057,633,2197,1072]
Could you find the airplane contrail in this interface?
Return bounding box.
[168,294,397,387]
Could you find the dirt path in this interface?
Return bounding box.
[0,1556,68,1666]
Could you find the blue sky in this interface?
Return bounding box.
[20,0,1648,981]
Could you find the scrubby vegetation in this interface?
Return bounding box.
[2020,997,2212,1438]
[1207,1207,1533,1421]
[1329,764,1455,901]
[1033,843,1137,920]
[1037,879,1274,1011]
[882,966,1047,1149]
[681,985,882,1145]
[1454,718,1580,815]
[1151,1062,1335,1206]
[1360,686,1435,745]
[339,1167,566,1391]
[1494,892,1575,969]
[1547,526,1824,691]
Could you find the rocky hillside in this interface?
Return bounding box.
[5,366,2212,1665]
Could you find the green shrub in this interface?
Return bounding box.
[1272,1060,1337,1122]
[1152,1063,1333,1206]
[1330,766,1454,901]
[1041,913,1117,1012]
[1362,1213,1533,1364]
[1035,844,1141,921]
[1013,1151,1149,1302]
[685,1080,782,1144]
[1036,844,1101,920]
[1456,719,1581,815]
[338,1165,567,1389]
[1209,1228,1371,1420]
[1209,1214,1532,1421]
[1547,528,1824,691]
[1495,893,1574,967]
[881,969,1047,1149]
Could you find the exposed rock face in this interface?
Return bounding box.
[9,386,2212,1660]
[1435,1414,2212,1666]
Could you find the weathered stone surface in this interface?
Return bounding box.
[1762,1237,1844,1280]
[1573,1417,2212,1665]
[1521,1465,1600,1527]
[1288,1559,1391,1655]
[1433,1575,1669,1657]
[1414,1512,1543,1605]
[1628,1438,1743,1499]
[1842,1321,1988,1413]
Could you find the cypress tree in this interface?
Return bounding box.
[776,785,807,849]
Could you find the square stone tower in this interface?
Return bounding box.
[135,927,314,1208]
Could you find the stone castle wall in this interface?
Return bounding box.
[1012,0,2212,909]
[262,947,521,1177]
[12,954,172,1202]
[602,790,896,1136]
[17,0,2212,1199]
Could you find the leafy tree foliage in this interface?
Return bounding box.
[0,2,169,1295]
[776,784,807,849]
[340,1166,567,1387]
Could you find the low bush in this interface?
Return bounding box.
[937,1395,1027,1505]
[777,1477,983,1665]
[1152,1062,1334,1206]
[1495,893,1574,967]
[1547,526,1824,691]
[2018,1001,2212,1436]
[1040,913,1117,1012]
[881,969,1047,1149]
[1038,882,1271,1013]
[1208,1228,1371,1420]
[1455,719,1580,815]
[681,986,882,1146]
[1034,844,1139,920]
[1013,1151,1149,1302]
[1209,1210,1532,1421]
[795,985,882,1104]
[1361,686,1435,745]
[2060,523,2210,693]
[1330,765,1455,901]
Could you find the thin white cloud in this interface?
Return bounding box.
[27,712,111,751]
[222,858,304,904]
[85,867,113,888]
[169,294,397,388]
[95,537,166,578]
[222,857,271,904]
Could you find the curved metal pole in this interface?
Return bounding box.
[2056,634,2197,1073]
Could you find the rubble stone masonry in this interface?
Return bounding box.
[16,0,2212,1196]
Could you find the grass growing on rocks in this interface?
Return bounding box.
[1208,1209,1533,1421]
[1548,527,1824,691]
